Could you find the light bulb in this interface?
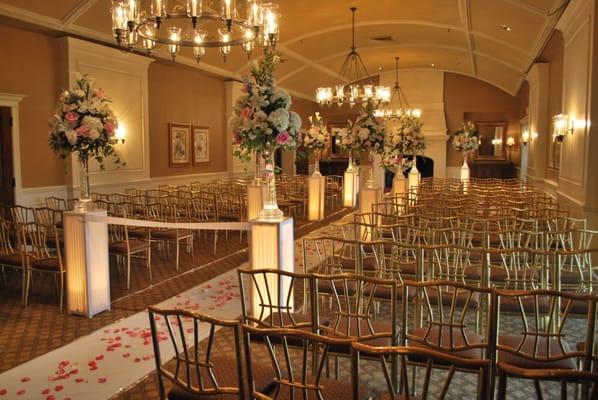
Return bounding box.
[193,29,206,62]
[168,27,181,60]
[219,29,231,60]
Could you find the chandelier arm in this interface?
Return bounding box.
[135,13,257,48]
[354,52,375,85]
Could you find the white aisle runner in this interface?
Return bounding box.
[0,217,342,400]
[0,269,242,400]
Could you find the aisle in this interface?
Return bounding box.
[0,268,242,400]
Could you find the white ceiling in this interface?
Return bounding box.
[0,0,568,98]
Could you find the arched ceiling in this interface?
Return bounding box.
[0,0,566,98]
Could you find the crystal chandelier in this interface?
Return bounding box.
[376,57,421,119]
[315,7,390,108]
[110,0,280,62]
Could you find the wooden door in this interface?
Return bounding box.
[0,107,15,208]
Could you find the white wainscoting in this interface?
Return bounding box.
[20,171,252,207]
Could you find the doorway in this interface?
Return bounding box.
[0,107,15,208]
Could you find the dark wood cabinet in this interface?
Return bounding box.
[470,161,517,179]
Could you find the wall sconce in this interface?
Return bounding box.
[506,137,515,147]
[521,130,529,145]
[552,113,574,142]
[491,138,503,146]
[115,127,126,144]
[531,131,539,140]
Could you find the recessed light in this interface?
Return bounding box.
[500,24,512,32]
[378,66,383,71]
[430,63,435,67]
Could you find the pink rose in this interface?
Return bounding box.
[276,131,290,146]
[240,107,253,119]
[65,112,79,124]
[76,125,90,137]
[93,89,105,99]
[104,121,115,134]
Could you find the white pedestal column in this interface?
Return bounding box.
[64,209,110,318]
[360,187,382,214]
[308,174,326,221]
[247,183,265,221]
[392,174,407,197]
[460,158,470,193]
[249,217,295,316]
[343,162,359,207]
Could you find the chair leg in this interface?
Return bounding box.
[147,248,152,281]
[213,231,218,256]
[22,268,30,307]
[58,272,64,314]
[533,379,544,400]
[497,369,507,400]
[176,240,180,271]
[126,254,132,290]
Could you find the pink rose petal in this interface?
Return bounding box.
[20,377,30,383]
[0,389,6,396]
[55,385,63,392]
[75,378,84,383]
[42,389,51,395]
[97,378,107,384]
[17,389,26,396]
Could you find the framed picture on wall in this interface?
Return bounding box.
[169,123,191,167]
[192,126,210,165]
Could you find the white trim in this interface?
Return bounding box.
[61,0,99,26]
[0,92,26,206]
[20,171,252,207]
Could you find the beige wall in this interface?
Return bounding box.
[444,73,522,166]
[0,24,65,188]
[148,61,227,178]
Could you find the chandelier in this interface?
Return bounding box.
[375,57,421,119]
[315,7,390,108]
[110,0,280,62]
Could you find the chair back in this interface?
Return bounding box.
[148,307,245,399]
[242,325,353,400]
[351,342,491,400]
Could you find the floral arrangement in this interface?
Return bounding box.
[48,74,121,167]
[345,99,387,154]
[452,121,480,153]
[386,114,425,156]
[302,112,329,151]
[229,50,302,162]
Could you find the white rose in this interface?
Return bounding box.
[358,127,369,141]
[65,129,77,145]
[89,129,100,140]
[73,89,85,98]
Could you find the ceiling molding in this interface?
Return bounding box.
[458,0,477,77]
[280,19,529,58]
[501,0,548,17]
[276,42,523,85]
[62,0,99,26]
[275,44,345,82]
[514,0,567,93]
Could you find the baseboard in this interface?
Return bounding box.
[19,170,252,207]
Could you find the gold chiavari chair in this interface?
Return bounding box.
[108,202,152,290]
[0,218,26,302]
[19,221,65,311]
[351,342,492,400]
[495,289,598,400]
[242,325,359,400]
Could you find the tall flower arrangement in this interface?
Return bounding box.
[302,112,329,176]
[452,121,480,153]
[346,99,387,187]
[48,74,122,206]
[229,50,302,219]
[382,115,424,176]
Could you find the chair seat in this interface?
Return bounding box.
[464,265,536,282]
[364,284,415,300]
[30,257,61,271]
[317,279,358,296]
[152,229,192,240]
[325,319,394,352]
[128,227,148,238]
[557,269,598,284]
[167,354,275,399]
[109,239,151,254]
[0,253,24,267]
[408,326,484,361]
[423,287,480,307]
[498,294,551,314]
[498,334,578,370]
